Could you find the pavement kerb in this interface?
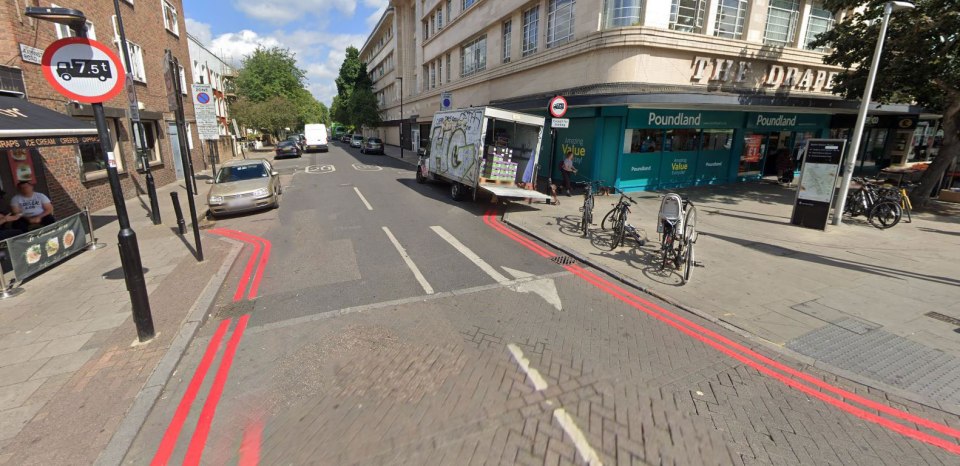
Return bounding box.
[500,207,960,418]
[93,235,245,466]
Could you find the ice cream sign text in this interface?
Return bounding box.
[691,56,840,93]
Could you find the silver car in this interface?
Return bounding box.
[207,159,281,217]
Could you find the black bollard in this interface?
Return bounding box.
[170,191,186,235]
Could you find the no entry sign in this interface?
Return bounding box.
[41,38,125,104]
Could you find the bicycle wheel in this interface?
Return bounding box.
[609,216,625,250]
[581,210,590,237]
[869,201,902,229]
[682,241,694,284]
[660,234,673,270]
[683,207,697,244]
[601,207,619,231]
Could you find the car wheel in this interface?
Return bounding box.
[450,182,465,201]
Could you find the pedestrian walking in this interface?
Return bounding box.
[560,150,577,196]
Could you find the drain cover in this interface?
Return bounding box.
[551,255,576,265]
[925,312,960,327]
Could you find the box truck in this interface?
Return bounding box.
[303,124,328,152]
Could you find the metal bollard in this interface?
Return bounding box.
[170,192,186,235]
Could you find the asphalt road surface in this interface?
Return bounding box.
[123,143,960,465]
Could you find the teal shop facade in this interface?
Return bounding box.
[535,106,836,192]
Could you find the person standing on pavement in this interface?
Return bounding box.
[10,181,55,230]
[560,150,577,196]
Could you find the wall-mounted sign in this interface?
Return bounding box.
[691,56,840,94]
[746,112,830,131]
[791,139,846,230]
[440,91,452,110]
[551,118,569,128]
[19,44,43,65]
[627,109,742,129]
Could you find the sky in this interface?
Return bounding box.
[183,0,388,106]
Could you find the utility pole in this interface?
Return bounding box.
[166,50,204,261]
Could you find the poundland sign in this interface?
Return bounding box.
[628,109,741,129]
[747,112,830,130]
[649,112,701,126]
[755,114,797,127]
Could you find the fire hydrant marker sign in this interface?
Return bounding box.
[41,38,125,104]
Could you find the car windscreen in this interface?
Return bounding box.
[369,138,382,143]
[217,164,268,183]
[278,141,296,147]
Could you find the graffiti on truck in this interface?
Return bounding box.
[430,110,484,182]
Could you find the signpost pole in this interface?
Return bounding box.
[167,51,203,262]
[112,0,160,225]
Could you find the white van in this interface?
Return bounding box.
[303,124,328,152]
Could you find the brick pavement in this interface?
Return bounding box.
[503,181,960,414]
[0,178,236,465]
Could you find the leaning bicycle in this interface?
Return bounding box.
[577,180,602,237]
[605,189,645,250]
[845,178,902,229]
[658,193,697,284]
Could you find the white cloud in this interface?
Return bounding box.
[233,0,357,25]
[185,18,212,45]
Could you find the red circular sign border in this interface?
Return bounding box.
[41,38,126,104]
[549,95,568,118]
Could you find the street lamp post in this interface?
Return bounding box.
[112,0,161,225]
[396,77,403,159]
[26,7,154,342]
[833,1,915,225]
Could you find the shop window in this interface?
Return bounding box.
[547,0,575,48]
[78,118,124,180]
[764,0,800,47]
[133,121,161,170]
[670,0,706,33]
[702,129,734,151]
[625,129,663,153]
[804,5,835,51]
[665,129,700,152]
[740,132,765,175]
[714,0,747,39]
[522,7,539,57]
[604,0,643,29]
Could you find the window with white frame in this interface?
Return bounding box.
[804,5,835,51]
[460,35,486,77]
[436,8,443,29]
[438,58,443,85]
[522,7,539,57]
[502,20,512,63]
[133,121,161,169]
[429,61,436,88]
[669,0,706,33]
[123,41,147,82]
[604,0,643,29]
[422,65,429,91]
[447,0,453,19]
[462,0,476,11]
[713,0,747,39]
[423,20,429,40]
[446,53,452,81]
[178,65,187,95]
[764,0,800,46]
[53,5,95,39]
[162,1,179,35]
[547,0,575,48]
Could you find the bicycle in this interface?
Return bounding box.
[876,182,913,224]
[658,193,698,284]
[605,189,645,250]
[845,178,902,229]
[577,180,602,237]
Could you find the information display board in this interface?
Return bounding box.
[791,139,846,230]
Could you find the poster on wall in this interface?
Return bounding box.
[6,148,37,184]
[744,135,763,162]
[791,139,846,230]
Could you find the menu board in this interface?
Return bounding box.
[791,140,845,230]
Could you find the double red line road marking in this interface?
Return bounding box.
[151,229,271,465]
[484,211,960,455]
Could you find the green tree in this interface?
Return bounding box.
[814,0,959,206]
[332,46,382,129]
[232,96,298,139]
[234,47,306,101]
[294,88,330,127]
[349,63,382,128]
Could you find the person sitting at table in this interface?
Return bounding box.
[0,189,24,241]
[9,181,55,231]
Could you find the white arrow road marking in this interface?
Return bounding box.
[430,226,510,284]
[507,343,603,466]
[502,267,562,311]
[353,187,373,211]
[382,226,434,295]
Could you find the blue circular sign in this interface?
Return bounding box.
[442,97,451,107]
[196,92,210,104]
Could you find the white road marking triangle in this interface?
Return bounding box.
[502,267,563,311]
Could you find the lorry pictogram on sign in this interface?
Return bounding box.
[56,59,112,81]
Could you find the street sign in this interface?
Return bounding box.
[192,83,219,140]
[551,118,569,129]
[125,77,140,121]
[441,92,452,110]
[19,44,43,65]
[548,95,567,118]
[40,38,125,104]
[163,50,178,112]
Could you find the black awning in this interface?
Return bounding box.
[0,95,98,149]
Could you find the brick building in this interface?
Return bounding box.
[0,0,201,216]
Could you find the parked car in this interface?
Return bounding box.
[275,140,302,159]
[340,134,351,143]
[360,137,384,155]
[207,159,281,217]
[350,134,364,148]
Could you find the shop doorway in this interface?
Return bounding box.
[739,131,816,178]
[168,122,184,180]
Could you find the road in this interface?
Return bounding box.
[121,142,960,465]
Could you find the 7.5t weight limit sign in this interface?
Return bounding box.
[41,38,125,104]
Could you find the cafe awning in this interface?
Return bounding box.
[0,95,98,148]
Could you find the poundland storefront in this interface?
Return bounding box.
[539,107,834,192]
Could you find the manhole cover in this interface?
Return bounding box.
[551,255,576,265]
[925,312,960,327]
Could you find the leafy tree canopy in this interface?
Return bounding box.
[814,0,960,205]
[333,46,382,130]
[234,47,306,102]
